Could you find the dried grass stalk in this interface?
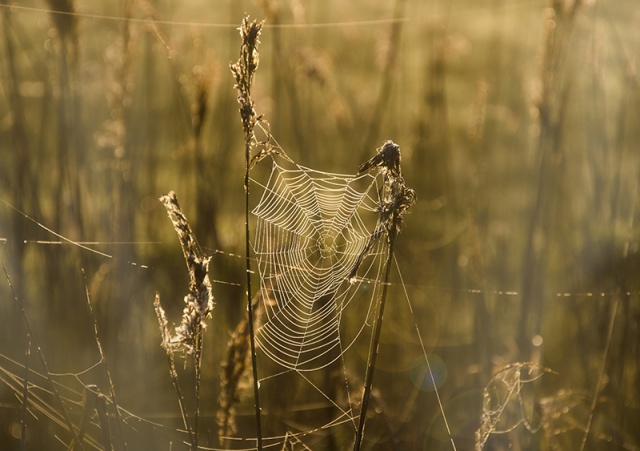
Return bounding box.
[153,293,195,447]
[159,191,215,354]
[230,15,267,449]
[155,191,214,450]
[353,141,415,450]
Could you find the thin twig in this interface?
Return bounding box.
[95,392,113,450]
[20,334,30,451]
[193,334,202,451]
[579,297,619,451]
[82,269,126,450]
[353,239,395,451]
[72,385,98,450]
[244,94,263,451]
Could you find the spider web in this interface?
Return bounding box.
[252,160,387,372]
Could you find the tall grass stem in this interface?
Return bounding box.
[230,16,265,449]
[353,238,395,451]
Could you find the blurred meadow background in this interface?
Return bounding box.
[1,0,640,449]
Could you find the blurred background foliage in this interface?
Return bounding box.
[1,0,639,449]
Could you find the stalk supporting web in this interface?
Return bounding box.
[231,16,265,449]
[352,141,416,450]
[231,15,415,449]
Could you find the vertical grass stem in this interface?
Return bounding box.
[353,141,415,450]
[353,238,395,451]
[231,16,265,449]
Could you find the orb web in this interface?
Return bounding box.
[252,161,387,371]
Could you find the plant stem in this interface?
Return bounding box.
[194,336,201,451]
[353,237,396,451]
[20,334,30,451]
[245,128,263,451]
[153,294,196,449]
[579,297,619,451]
[231,16,265,449]
[82,269,127,450]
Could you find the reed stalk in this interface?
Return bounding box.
[230,16,265,449]
[353,239,395,451]
[353,141,415,450]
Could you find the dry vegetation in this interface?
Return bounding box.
[1,0,640,450]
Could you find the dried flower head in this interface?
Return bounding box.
[158,192,215,354]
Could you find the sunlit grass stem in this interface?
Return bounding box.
[231,16,265,449]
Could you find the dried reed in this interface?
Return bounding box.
[230,15,266,449]
[353,141,415,451]
[155,191,215,450]
[159,192,215,354]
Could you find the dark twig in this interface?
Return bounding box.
[71,385,98,450]
[349,141,415,280]
[352,141,415,450]
[353,238,396,451]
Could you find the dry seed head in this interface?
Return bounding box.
[159,192,215,355]
[231,17,265,138]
